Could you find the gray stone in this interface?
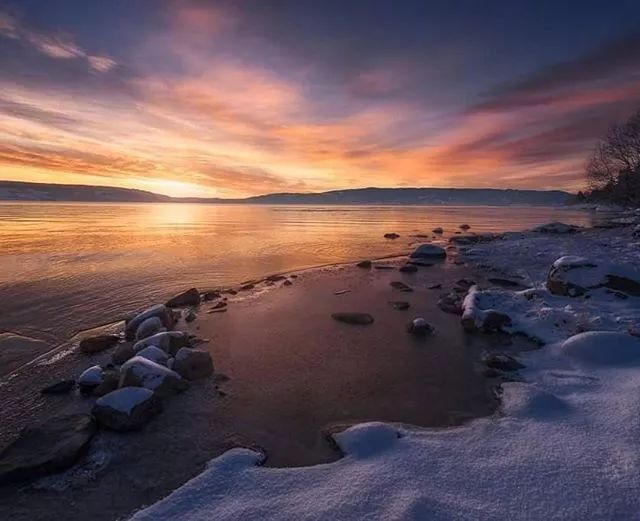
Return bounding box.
[78,334,119,354]
[119,356,188,396]
[112,341,135,365]
[40,379,75,395]
[390,281,413,292]
[407,318,435,336]
[92,387,162,432]
[125,305,174,341]
[165,287,201,308]
[173,348,214,380]
[135,316,165,342]
[0,414,96,484]
[331,312,374,325]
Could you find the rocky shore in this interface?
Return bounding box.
[3,220,622,520]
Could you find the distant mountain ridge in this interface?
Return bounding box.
[0,180,573,205]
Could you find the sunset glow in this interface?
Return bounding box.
[2,1,640,197]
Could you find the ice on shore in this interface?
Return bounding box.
[132,224,640,521]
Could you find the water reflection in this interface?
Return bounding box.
[0,202,593,343]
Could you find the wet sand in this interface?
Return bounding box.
[0,254,522,521]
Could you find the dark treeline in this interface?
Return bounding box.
[584,109,640,206]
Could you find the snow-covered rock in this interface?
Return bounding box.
[134,317,165,342]
[136,346,169,366]
[172,348,213,381]
[409,244,446,259]
[559,331,640,367]
[125,304,174,341]
[133,331,190,355]
[92,387,162,431]
[119,357,188,396]
[547,256,640,297]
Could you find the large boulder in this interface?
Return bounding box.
[92,387,162,432]
[78,335,119,354]
[124,305,174,341]
[547,256,640,297]
[134,317,165,342]
[410,244,446,259]
[92,369,120,397]
[0,414,96,484]
[136,346,169,366]
[133,331,191,356]
[165,288,200,308]
[173,348,214,380]
[119,356,188,396]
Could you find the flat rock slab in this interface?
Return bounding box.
[0,414,96,485]
[331,313,374,325]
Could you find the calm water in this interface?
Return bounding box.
[0,203,592,345]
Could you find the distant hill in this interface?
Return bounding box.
[0,180,573,205]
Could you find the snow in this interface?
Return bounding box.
[95,387,153,414]
[132,222,640,521]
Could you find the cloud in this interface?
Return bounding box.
[0,9,117,73]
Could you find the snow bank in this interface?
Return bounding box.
[132,224,640,521]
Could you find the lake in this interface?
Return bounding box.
[0,203,593,348]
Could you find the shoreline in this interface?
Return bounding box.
[0,237,516,521]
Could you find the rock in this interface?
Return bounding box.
[136,345,170,366]
[173,348,214,380]
[375,265,395,270]
[92,370,120,397]
[390,281,413,292]
[112,341,135,365]
[119,356,188,396]
[331,312,374,325]
[133,331,190,356]
[41,379,75,395]
[211,301,227,310]
[184,308,197,323]
[283,280,293,286]
[437,293,463,315]
[428,283,442,290]
[432,227,444,234]
[334,289,351,295]
[356,260,372,269]
[241,283,255,291]
[77,365,103,390]
[202,290,221,301]
[409,244,446,259]
[483,354,524,372]
[459,224,470,230]
[78,335,119,355]
[407,318,435,336]
[92,387,162,432]
[399,264,418,273]
[135,316,165,342]
[266,274,287,282]
[0,414,96,484]
[482,311,512,331]
[389,301,410,310]
[532,222,578,234]
[454,278,476,292]
[384,233,400,239]
[165,288,200,308]
[125,305,174,341]
[408,260,434,267]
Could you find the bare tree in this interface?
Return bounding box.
[586,109,640,204]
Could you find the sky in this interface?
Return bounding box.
[1,1,640,198]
